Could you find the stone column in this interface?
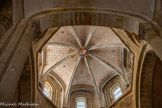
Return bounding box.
[139,23,162,61]
[0,19,35,101]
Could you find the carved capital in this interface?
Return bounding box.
[139,23,152,40]
[0,15,12,30]
[29,20,42,41]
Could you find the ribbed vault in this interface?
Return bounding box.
[39,26,130,99]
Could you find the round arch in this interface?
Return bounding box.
[44,75,63,108]
[139,46,162,108]
[29,8,146,34]
[29,9,162,108]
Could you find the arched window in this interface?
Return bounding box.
[76,97,86,108]
[103,76,125,107]
[43,82,53,99]
[112,85,122,101]
[43,86,48,96]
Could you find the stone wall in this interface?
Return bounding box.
[152,58,162,108]
[11,56,32,108]
[12,55,57,108]
[140,51,157,108]
[19,56,32,106]
[110,93,135,108]
[103,75,126,108]
[24,0,155,18]
[35,91,57,108]
[154,0,162,27]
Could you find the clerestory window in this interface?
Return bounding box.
[112,85,122,101]
[76,97,86,108]
[43,82,53,99]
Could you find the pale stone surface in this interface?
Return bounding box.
[24,0,155,18]
[0,0,162,108]
[40,26,127,94]
[0,22,34,101]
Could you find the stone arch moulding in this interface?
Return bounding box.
[99,73,120,91]
[137,44,160,108]
[139,51,156,108]
[69,90,95,108]
[70,85,95,93]
[44,75,63,107]
[102,75,126,107]
[30,8,148,34]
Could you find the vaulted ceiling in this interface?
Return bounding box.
[39,26,130,97]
